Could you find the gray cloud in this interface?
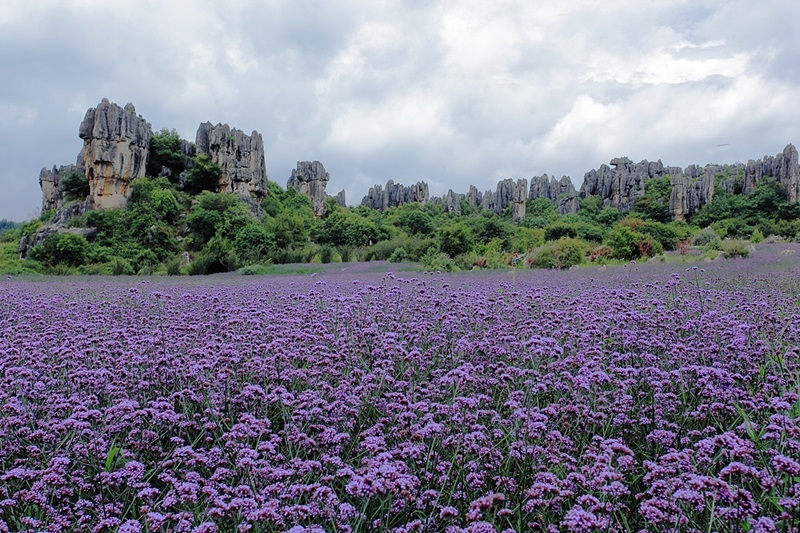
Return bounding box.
[1,0,799,220]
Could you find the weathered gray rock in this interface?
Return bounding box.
[528,174,579,214]
[743,144,800,202]
[466,185,482,211]
[361,180,430,211]
[287,161,330,216]
[39,163,83,212]
[669,172,714,221]
[444,189,463,215]
[478,178,528,217]
[195,122,267,198]
[334,189,347,207]
[512,178,527,223]
[79,99,152,209]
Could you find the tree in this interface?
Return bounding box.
[147,128,187,181]
[605,226,642,260]
[184,154,221,194]
[439,223,473,257]
[187,192,252,247]
[234,224,277,264]
[316,210,381,247]
[393,205,434,236]
[28,233,89,266]
[59,170,89,201]
[633,176,673,223]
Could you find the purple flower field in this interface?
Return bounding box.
[2,246,800,532]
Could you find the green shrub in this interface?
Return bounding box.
[27,233,89,267]
[233,224,277,265]
[544,222,578,241]
[439,223,473,257]
[692,227,718,246]
[388,247,409,263]
[78,263,112,275]
[165,256,184,276]
[604,226,641,260]
[239,264,269,275]
[750,228,764,244]
[420,250,457,272]
[58,169,89,201]
[528,238,587,269]
[110,257,135,276]
[722,240,750,258]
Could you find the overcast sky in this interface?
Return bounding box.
[2,0,799,221]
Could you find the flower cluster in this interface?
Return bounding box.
[1,245,799,531]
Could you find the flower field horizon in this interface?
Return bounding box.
[1,244,799,532]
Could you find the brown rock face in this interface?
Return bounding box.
[195,122,267,198]
[79,99,152,209]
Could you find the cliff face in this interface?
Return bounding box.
[195,122,267,198]
[79,99,152,209]
[287,160,331,216]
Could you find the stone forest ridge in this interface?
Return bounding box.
[38,99,800,223]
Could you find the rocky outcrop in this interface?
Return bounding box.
[669,172,715,221]
[361,180,430,211]
[479,178,528,218]
[512,179,527,223]
[287,160,330,216]
[528,174,579,214]
[39,163,83,212]
[444,189,463,215]
[334,190,347,207]
[466,185,482,211]
[744,144,800,202]
[79,99,152,209]
[580,157,666,211]
[195,122,267,198]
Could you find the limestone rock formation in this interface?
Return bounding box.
[669,173,715,221]
[528,174,579,214]
[580,157,660,211]
[79,99,152,209]
[334,190,347,207]
[479,178,528,217]
[39,163,83,212]
[287,161,330,216]
[195,122,267,198]
[512,178,528,223]
[744,144,800,202]
[361,180,430,211]
[444,189,463,215]
[466,185,482,211]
